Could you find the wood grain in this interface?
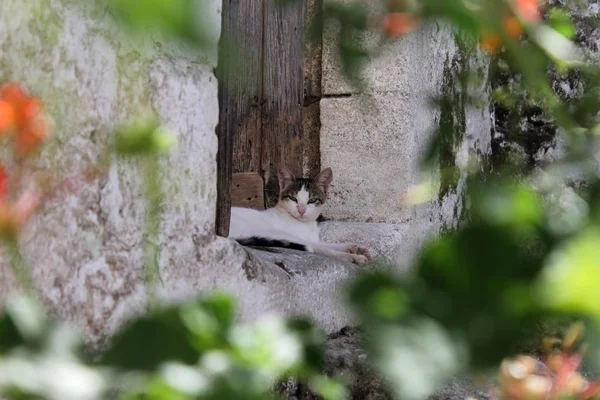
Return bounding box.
[216,0,264,236]
[232,172,265,210]
[303,0,323,178]
[304,0,323,102]
[261,0,307,208]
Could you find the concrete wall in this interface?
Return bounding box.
[319,10,492,267]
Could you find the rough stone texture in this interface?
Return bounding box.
[278,325,596,400]
[0,0,361,347]
[239,247,359,330]
[320,221,433,270]
[492,1,600,176]
[321,21,491,223]
[277,327,394,400]
[320,16,492,267]
[277,327,490,400]
[0,0,224,342]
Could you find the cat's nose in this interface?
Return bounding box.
[297,206,306,216]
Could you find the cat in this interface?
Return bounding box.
[228,167,371,265]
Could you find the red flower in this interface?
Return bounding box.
[0,83,51,157]
[503,15,524,39]
[0,166,6,201]
[515,0,541,23]
[481,33,502,54]
[383,12,420,39]
[0,99,15,133]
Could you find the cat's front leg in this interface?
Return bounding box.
[326,248,370,265]
[345,244,372,261]
[321,242,372,261]
[313,242,372,263]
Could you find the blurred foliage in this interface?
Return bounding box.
[4,0,600,400]
[107,0,217,53]
[0,294,343,400]
[113,114,175,157]
[112,113,176,309]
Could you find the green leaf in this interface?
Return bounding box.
[309,375,348,400]
[370,319,466,400]
[98,307,198,371]
[348,272,410,323]
[408,219,550,368]
[530,24,583,66]
[113,114,176,156]
[471,182,544,228]
[0,314,25,354]
[202,292,236,331]
[286,317,325,371]
[548,9,576,40]
[109,0,198,43]
[536,228,600,319]
[0,296,50,354]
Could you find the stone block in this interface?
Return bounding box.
[0,0,224,344]
[320,92,438,223]
[320,23,492,227]
[322,16,457,95]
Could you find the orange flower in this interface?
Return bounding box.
[0,84,28,105]
[15,115,50,157]
[515,0,541,23]
[383,12,420,39]
[503,15,524,38]
[481,33,502,54]
[0,166,6,201]
[0,100,15,133]
[0,83,51,156]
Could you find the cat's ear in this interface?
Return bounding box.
[315,167,333,194]
[278,166,295,190]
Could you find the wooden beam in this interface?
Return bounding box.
[216,0,264,236]
[261,0,307,208]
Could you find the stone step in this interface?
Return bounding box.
[319,220,439,270]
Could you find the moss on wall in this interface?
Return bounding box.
[435,33,490,231]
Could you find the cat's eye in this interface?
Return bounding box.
[308,198,319,204]
[288,196,297,202]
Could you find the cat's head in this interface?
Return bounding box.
[277,167,332,222]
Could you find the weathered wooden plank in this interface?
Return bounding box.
[303,0,323,178]
[303,101,321,178]
[227,0,263,173]
[216,0,264,236]
[304,0,323,102]
[232,172,265,210]
[262,0,307,208]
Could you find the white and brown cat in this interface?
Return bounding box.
[229,167,371,265]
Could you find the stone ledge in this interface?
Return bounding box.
[236,245,361,331]
[157,238,363,337]
[319,221,438,270]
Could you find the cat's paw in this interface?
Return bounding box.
[349,253,369,265]
[346,245,372,261]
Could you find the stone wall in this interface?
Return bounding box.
[492,0,600,174]
[0,0,228,342]
[0,0,494,347]
[0,0,360,346]
[319,8,492,268]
